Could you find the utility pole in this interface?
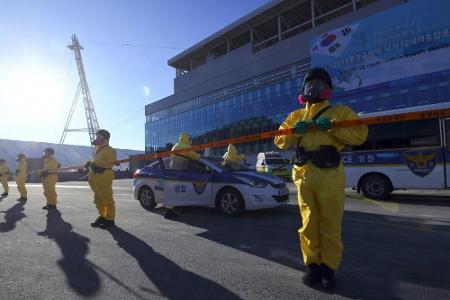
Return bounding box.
[60,34,100,144]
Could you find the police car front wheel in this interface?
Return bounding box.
[139,186,157,211]
[216,188,244,217]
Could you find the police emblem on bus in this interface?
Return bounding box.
[403,150,438,177]
[193,180,207,195]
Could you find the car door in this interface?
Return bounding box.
[152,158,168,203]
[163,156,213,207]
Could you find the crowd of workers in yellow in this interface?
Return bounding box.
[0,129,118,229]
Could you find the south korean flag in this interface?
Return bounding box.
[311,23,359,57]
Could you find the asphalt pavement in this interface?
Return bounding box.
[0,180,449,299]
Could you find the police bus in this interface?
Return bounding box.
[342,102,450,199]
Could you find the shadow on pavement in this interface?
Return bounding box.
[107,226,242,300]
[0,200,26,232]
[38,209,100,297]
[170,205,450,299]
[329,210,450,299]
[172,206,304,271]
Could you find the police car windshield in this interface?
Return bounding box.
[266,158,287,165]
[203,156,252,171]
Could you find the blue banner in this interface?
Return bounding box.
[310,0,450,93]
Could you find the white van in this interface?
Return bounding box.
[256,152,291,180]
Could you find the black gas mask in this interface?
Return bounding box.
[298,68,333,104]
[301,78,330,103]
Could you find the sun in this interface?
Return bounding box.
[0,66,69,120]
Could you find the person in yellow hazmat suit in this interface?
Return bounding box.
[86,129,117,229]
[223,144,249,169]
[171,132,201,160]
[274,68,368,291]
[164,132,201,219]
[15,154,28,201]
[0,159,10,198]
[39,148,60,210]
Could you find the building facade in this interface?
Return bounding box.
[145,0,450,161]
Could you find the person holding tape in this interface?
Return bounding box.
[15,154,28,201]
[0,159,10,198]
[39,148,60,209]
[274,68,368,290]
[86,129,117,229]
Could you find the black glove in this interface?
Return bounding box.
[84,161,93,171]
[15,170,19,176]
[40,170,49,177]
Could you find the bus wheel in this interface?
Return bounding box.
[360,174,392,200]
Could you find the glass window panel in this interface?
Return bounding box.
[352,119,441,151]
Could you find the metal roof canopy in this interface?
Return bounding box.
[168,0,360,70]
[168,0,296,70]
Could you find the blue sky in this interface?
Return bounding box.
[0,0,270,150]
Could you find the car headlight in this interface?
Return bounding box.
[236,176,268,188]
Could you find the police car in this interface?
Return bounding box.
[133,155,289,216]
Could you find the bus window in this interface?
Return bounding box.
[372,119,440,150]
[348,119,440,151]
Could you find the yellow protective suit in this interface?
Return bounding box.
[274,100,368,270]
[223,144,245,164]
[0,162,10,194]
[15,160,28,199]
[171,132,201,160]
[88,145,117,221]
[166,133,200,211]
[41,158,60,205]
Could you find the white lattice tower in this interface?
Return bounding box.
[60,34,100,144]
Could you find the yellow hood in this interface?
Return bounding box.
[179,132,190,145]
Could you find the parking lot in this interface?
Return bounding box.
[0,179,449,299]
